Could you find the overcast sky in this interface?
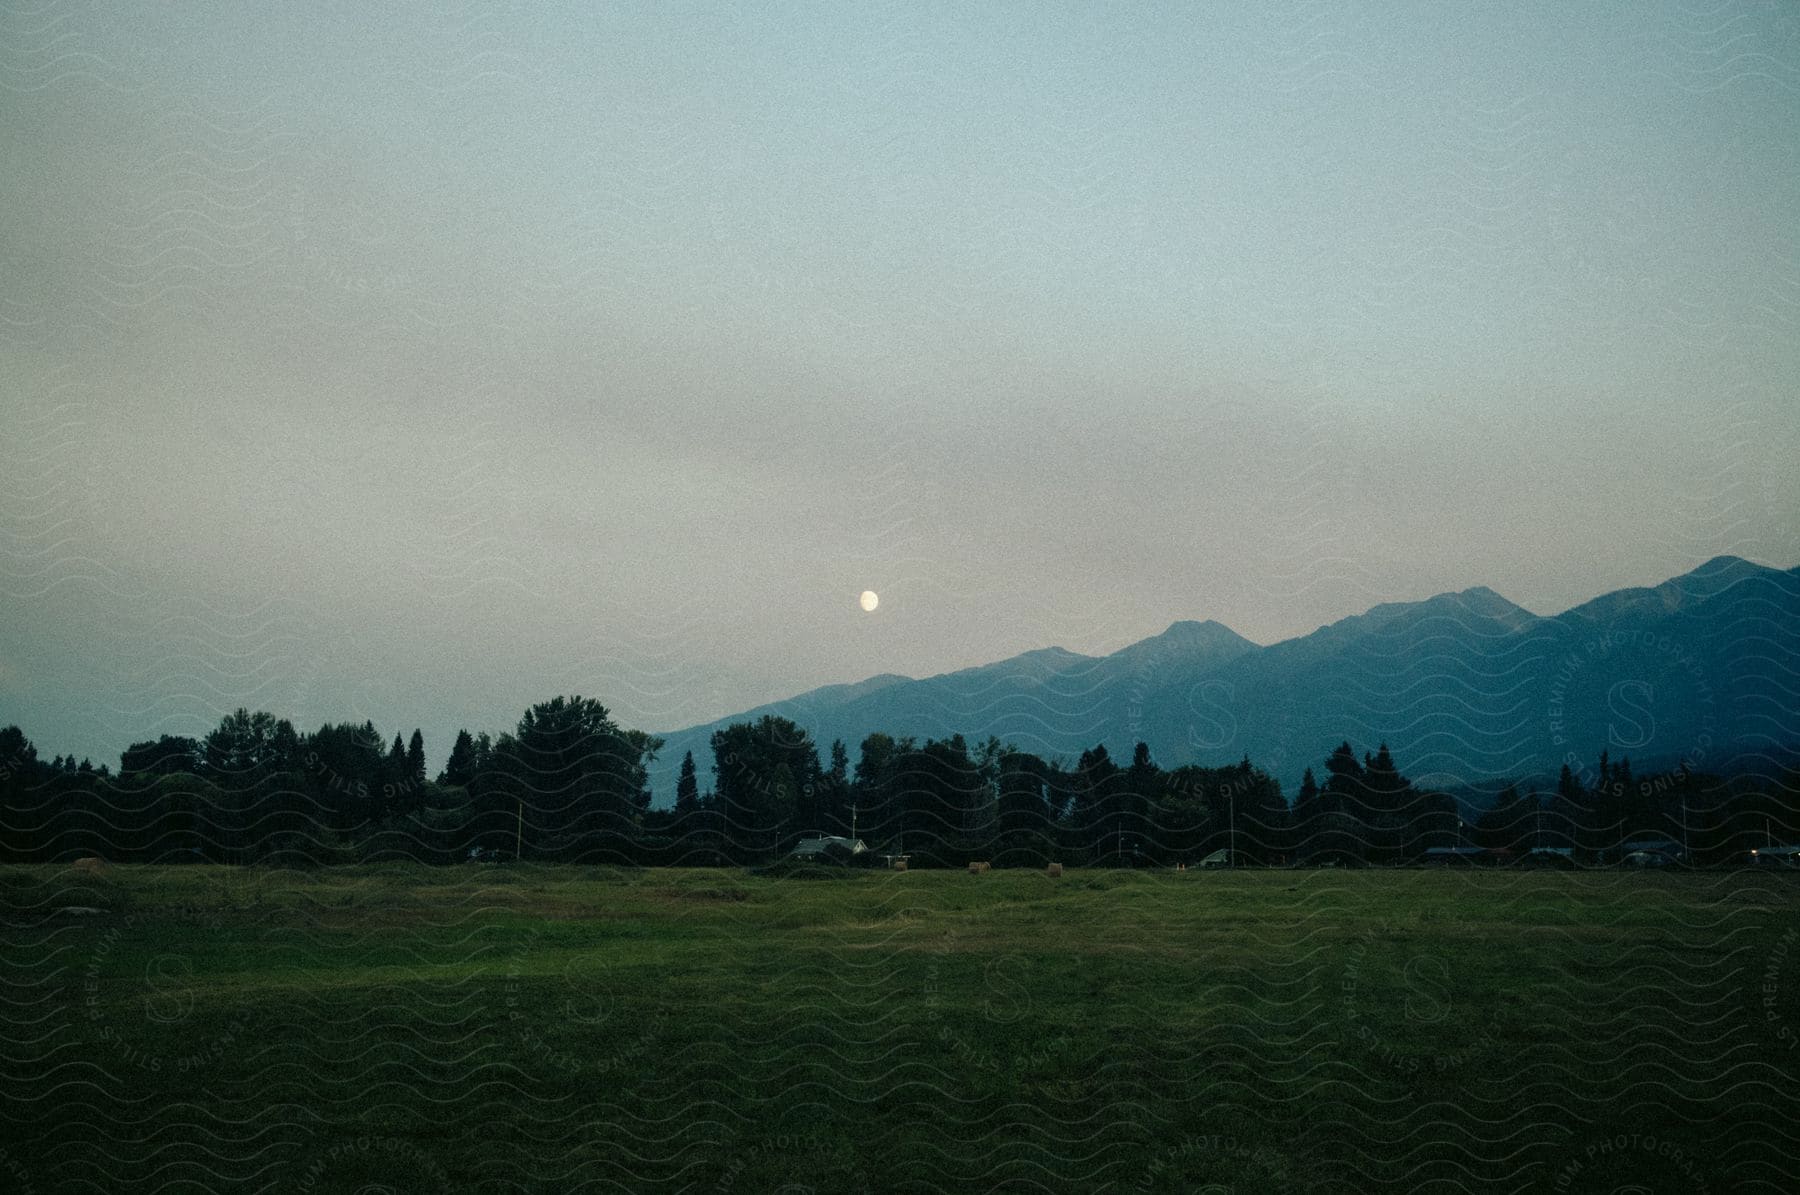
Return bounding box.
[3,1,1797,770]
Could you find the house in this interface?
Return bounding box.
[789,834,868,860]
[1619,838,1685,865]
[1422,846,1488,866]
[1747,845,1800,868]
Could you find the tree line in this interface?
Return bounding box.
[0,701,1794,866]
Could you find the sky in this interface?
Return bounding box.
[3,1,1797,772]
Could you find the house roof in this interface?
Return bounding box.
[790,835,867,856]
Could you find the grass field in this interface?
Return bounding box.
[2,864,1796,1193]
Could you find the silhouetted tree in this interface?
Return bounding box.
[203,710,284,783]
[1362,742,1411,817]
[120,735,202,780]
[1477,783,1533,851]
[440,729,478,788]
[675,750,700,813]
[710,715,819,859]
[492,695,661,861]
[1294,767,1320,814]
[1322,741,1365,817]
[995,749,1054,865]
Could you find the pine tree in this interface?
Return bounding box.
[1295,767,1320,811]
[675,750,700,813]
[406,729,426,786]
[440,730,477,788]
[1322,741,1364,815]
[387,734,407,796]
[1363,742,1410,817]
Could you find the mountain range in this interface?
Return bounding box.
[648,556,1800,802]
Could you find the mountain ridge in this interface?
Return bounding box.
[647,557,1798,800]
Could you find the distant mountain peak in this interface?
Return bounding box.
[1014,645,1086,662]
[1562,555,1784,622]
[1439,585,1538,626]
[1325,584,1537,639]
[1133,617,1241,645]
[1104,618,1258,674]
[1161,617,1242,636]
[936,643,1094,683]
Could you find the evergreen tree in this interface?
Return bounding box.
[440,729,478,788]
[1322,741,1364,815]
[1295,767,1320,812]
[407,729,426,786]
[675,750,700,813]
[1362,742,1411,817]
[389,733,406,771]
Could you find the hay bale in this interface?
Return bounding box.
[71,856,106,873]
[892,859,907,871]
[1045,862,1063,878]
[968,861,991,874]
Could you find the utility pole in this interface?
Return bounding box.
[1229,789,1237,866]
[1681,795,1690,863]
[515,800,523,862]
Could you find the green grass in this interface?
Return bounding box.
[2,865,1796,1192]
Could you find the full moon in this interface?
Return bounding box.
[859,590,879,613]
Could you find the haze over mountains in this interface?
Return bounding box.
[649,557,1800,802]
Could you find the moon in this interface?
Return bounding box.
[859,590,879,613]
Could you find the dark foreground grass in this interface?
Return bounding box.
[2,864,1796,1193]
